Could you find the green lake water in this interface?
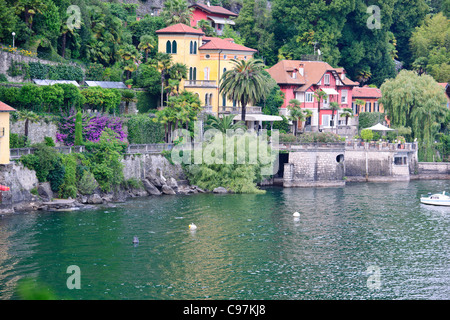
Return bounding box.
[0,180,449,300]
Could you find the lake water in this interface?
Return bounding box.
[0,180,449,300]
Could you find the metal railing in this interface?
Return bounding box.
[10,144,174,159]
[219,106,262,114]
[184,80,217,87]
[344,141,418,151]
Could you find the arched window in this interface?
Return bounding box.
[166,40,171,54]
[204,67,210,80]
[193,41,197,54]
[189,67,193,80]
[193,67,197,80]
[209,93,213,106]
[172,40,177,54]
[222,94,226,107]
[205,93,209,106]
[190,41,193,54]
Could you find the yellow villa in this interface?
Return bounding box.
[155,23,258,115]
[0,101,16,165]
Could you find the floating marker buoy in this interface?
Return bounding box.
[189,223,197,230]
[293,212,300,217]
[132,236,139,244]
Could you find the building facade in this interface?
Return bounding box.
[351,85,383,116]
[189,2,238,35]
[156,23,257,115]
[267,60,358,131]
[0,101,16,165]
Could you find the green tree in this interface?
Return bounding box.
[0,0,18,44]
[287,99,304,136]
[120,89,137,114]
[340,108,354,126]
[330,101,340,132]
[138,35,155,62]
[205,114,246,133]
[161,0,193,26]
[220,58,271,122]
[74,110,83,146]
[380,70,448,160]
[313,89,328,132]
[17,110,39,141]
[151,52,173,108]
[196,19,216,37]
[410,13,450,83]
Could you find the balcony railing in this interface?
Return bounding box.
[219,106,262,114]
[184,80,217,88]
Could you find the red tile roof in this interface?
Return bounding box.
[156,23,204,36]
[266,60,358,91]
[200,36,257,52]
[190,3,238,17]
[0,101,16,112]
[352,86,382,98]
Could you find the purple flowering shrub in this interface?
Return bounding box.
[57,111,127,146]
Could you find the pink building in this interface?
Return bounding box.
[189,2,238,35]
[267,60,358,131]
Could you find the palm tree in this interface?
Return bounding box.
[121,90,137,114]
[220,59,271,123]
[138,35,155,62]
[168,62,188,94]
[151,52,173,108]
[340,108,354,126]
[313,89,328,132]
[357,69,372,87]
[205,114,247,134]
[287,99,305,136]
[330,101,340,132]
[354,99,365,114]
[18,110,39,142]
[161,0,193,26]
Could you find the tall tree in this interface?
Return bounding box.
[287,99,304,136]
[313,89,328,132]
[380,70,448,160]
[161,0,193,26]
[138,35,155,62]
[220,59,271,122]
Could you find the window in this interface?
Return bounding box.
[172,40,177,54]
[324,74,330,85]
[341,90,348,104]
[223,54,227,59]
[322,114,331,127]
[222,94,226,106]
[204,67,210,80]
[193,41,197,54]
[205,93,209,106]
[205,54,210,59]
[295,92,305,102]
[305,92,314,103]
[166,40,171,54]
[234,55,237,59]
[374,101,379,112]
[366,101,372,112]
[189,67,192,80]
[244,56,247,60]
[190,41,193,54]
[193,67,197,80]
[292,71,297,79]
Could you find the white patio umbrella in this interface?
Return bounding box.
[364,123,394,131]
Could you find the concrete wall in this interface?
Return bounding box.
[0,51,59,82]
[10,120,59,145]
[283,147,345,187]
[283,145,419,187]
[0,112,11,164]
[412,162,450,180]
[122,153,186,181]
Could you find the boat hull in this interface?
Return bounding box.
[420,198,450,206]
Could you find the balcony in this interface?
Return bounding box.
[184,80,217,88]
[218,106,262,114]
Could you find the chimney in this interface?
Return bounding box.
[298,63,304,76]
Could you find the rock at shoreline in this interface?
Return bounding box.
[88,194,103,204]
[167,177,178,192]
[38,182,53,201]
[161,184,176,195]
[213,187,228,194]
[142,179,162,196]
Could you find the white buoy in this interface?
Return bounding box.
[189,223,197,230]
[293,212,300,217]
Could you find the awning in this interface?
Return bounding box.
[207,16,236,25]
[365,123,394,131]
[233,114,283,122]
[321,88,339,95]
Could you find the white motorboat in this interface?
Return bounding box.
[420,191,450,206]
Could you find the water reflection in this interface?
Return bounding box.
[0,180,449,300]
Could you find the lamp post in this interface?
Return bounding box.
[12,32,15,48]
